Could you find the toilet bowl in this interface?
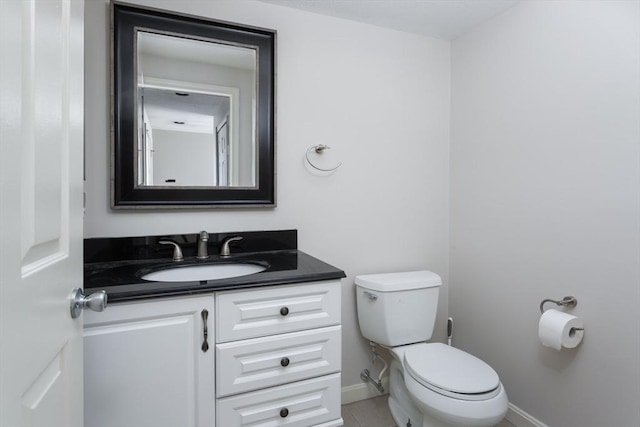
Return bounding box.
[393,344,508,427]
[355,271,508,427]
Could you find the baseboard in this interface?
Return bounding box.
[315,418,344,427]
[342,384,547,427]
[506,403,549,427]
[341,377,390,405]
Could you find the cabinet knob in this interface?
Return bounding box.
[280,357,290,367]
[280,306,289,316]
[279,408,289,418]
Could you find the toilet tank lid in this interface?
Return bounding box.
[355,271,441,292]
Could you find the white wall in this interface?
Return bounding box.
[152,130,215,186]
[84,0,450,389]
[450,1,640,426]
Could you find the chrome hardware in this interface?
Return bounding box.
[159,240,184,262]
[363,290,378,301]
[201,309,209,352]
[197,231,209,259]
[360,342,386,394]
[540,296,584,334]
[540,296,578,313]
[70,288,108,319]
[279,408,289,418]
[280,357,290,367]
[360,368,385,393]
[220,236,242,257]
[305,144,342,172]
[280,306,289,316]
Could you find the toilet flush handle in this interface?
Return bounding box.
[363,291,378,301]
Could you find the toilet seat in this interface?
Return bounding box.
[403,343,501,401]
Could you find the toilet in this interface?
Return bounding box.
[355,271,508,427]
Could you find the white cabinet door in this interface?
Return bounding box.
[216,325,341,397]
[0,1,85,426]
[216,281,341,342]
[84,296,215,427]
[217,373,342,427]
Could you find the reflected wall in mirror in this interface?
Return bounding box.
[112,2,275,208]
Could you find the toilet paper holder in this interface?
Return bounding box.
[539,296,578,314]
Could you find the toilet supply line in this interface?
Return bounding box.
[360,342,387,394]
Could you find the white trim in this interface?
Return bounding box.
[137,77,241,184]
[341,385,548,427]
[506,403,549,427]
[141,76,239,98]
[341,377,390,405]
[314,419,343,427]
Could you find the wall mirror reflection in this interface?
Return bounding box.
[112,2,275,208]
[137,32,255,188]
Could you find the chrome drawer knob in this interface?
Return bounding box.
[280,357,290,367]
[280,408,289,418]
[280,306,289,316]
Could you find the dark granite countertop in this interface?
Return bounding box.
[84,230,345,303]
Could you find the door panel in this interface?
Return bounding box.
[216,326,341,397]
[83,296,215,427]
[217,374,342,427]
[21,353,66,427]
[0,1,85,426]
[216,281,341,342]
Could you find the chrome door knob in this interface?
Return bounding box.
[70,288,108,319]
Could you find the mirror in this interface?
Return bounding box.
[112,2,275,208]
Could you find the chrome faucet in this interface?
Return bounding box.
[197,231,210,259]
[159,240,184,262]
[220,236,243,257]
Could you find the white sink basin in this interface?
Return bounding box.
[142,263,266,282]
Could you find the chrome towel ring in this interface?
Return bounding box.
[305,144,342,172]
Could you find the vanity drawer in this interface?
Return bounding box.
[216,280,341,342]
[216,325,341,397]
[217,373,342,427]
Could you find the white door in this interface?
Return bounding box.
[0,0,85,426]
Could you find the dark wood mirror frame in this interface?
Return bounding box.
[111,1,275,208]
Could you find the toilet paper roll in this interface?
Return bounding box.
[538,309,584,350]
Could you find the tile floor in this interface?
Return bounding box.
[341,395,516,427]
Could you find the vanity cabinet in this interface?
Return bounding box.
[83,295,215,427]
[217,373,342,427]
[215,280,343,427]
[83,280,342,427]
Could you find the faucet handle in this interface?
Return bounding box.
[220,236,243,257]
[159,240,184,262]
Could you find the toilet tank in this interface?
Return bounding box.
[355,271,441,347]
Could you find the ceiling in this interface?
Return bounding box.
[138,31,256,70]
[257,0,519,40]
